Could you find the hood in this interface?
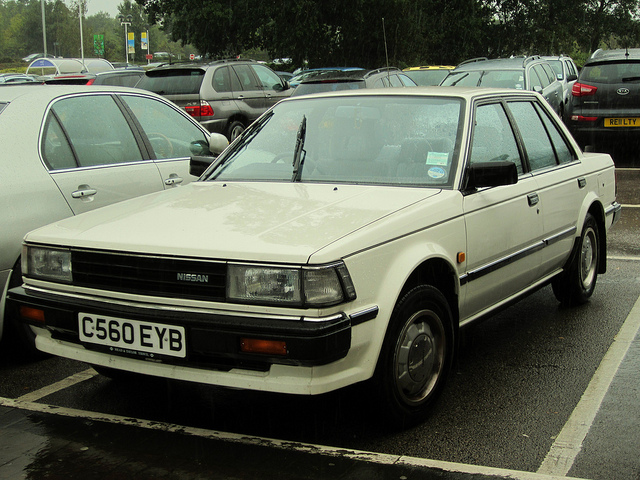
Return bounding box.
[27,182,445,264]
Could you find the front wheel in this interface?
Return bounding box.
[374,285,455,427]
[552,213,600,306]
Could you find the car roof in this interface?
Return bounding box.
[0,84,158,102]
[403,65,455,71]
[587,48,640,63]
[297,67,403,83]
[452,56,547,71]
[146,58,261,72]
[284,85,542,102]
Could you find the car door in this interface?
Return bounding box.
[230,64,267,123]
[461,101,544,321]
[250,64,292,108]
[42,94,165,215]
[119,94,207,186]
[506,98,584,277]
[531,64,561,114]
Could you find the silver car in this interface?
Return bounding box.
[0,85,224,353]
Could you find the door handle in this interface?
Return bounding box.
[71,185,97,198]
[527,192,539,206]
[165,174,184,186]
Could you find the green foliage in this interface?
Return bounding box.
[0,0,195,65]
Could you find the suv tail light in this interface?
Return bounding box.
[185,101,214,118]
[572,82,598,97]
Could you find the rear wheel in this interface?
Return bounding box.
[226,120,245,141]
[374,285,454,427]
[552,213,600,306]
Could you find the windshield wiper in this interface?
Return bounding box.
[291,115,307,182]
[449,73,469,86]
[622,76,640,82]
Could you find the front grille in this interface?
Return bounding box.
[72,250,227,301]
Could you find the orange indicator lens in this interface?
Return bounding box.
[20,306,45,323]
[240,338,287,356]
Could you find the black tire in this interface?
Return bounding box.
[374,285,455,427]
[5,260,49,359]
[226,120,245,141]
[552,213,600,307]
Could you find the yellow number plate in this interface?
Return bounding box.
[604,117,640,127]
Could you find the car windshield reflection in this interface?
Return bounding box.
[205,95,463,188]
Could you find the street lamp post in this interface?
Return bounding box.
[118,14,133,65]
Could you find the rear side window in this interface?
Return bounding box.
[581,61,640,84]
[46,95,142,168]
[137,69,205,95]
[508,100,560,171]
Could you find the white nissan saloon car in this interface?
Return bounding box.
[8,87,620,426]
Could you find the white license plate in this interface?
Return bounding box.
[78,313,186,358]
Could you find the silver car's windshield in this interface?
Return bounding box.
[204,95,463,188]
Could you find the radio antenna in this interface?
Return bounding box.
[382,17,390,70]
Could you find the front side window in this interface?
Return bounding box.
[48,95,142,168]
[469,102,523,174]
[122,95,210,160]
[203,95,463,188]
[251,64,283,90]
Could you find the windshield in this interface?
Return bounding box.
[203,95,463,188]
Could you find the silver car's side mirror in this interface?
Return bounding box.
[208,133,229,155]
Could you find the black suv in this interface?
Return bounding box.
[566,48,640,148]
[291,68,416,97]
[441,56,564,115]
[136,59,293,140]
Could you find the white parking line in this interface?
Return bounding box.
[0,396,586,480]
[16,368,97,402]
[537,292,640,476]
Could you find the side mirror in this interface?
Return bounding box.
[208,133,228,155]
[566,73,578,82]
[466,161,518,189]
[533,85,543,94]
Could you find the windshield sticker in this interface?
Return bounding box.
[426,151,448,166]
[428,166,446,179]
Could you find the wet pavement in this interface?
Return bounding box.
[0,399,586,480]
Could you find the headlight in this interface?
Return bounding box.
[23,245,72,283]
[227,262,356,307]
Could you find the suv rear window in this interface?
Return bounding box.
[581,61,640,84]
[137,69,205,95]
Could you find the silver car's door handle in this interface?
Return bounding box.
[165,174,184,186]
[71,185,97,198]
[527,192,539,206]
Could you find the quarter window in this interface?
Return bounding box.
[470,103,523,174]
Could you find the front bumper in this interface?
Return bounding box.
[7,286,353,371]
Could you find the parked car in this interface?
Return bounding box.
[0,85,227,353]
[0,73,39,85]
[291,67,416,96]
[41,73,96,85]
[541,55,579,113]
[402,65,455,86]
[565,48,640,149]
[7,87,619,426]
[288,67,365,87]
[441,56,564,115]
[89,68,145,87]
[135,59,294,141]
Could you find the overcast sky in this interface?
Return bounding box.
[80,0,121,18]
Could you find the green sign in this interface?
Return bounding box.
[94,34,105,57]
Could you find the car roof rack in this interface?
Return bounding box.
[523,55,542,66]
[458,57,488,67]
[364,67,401,77]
